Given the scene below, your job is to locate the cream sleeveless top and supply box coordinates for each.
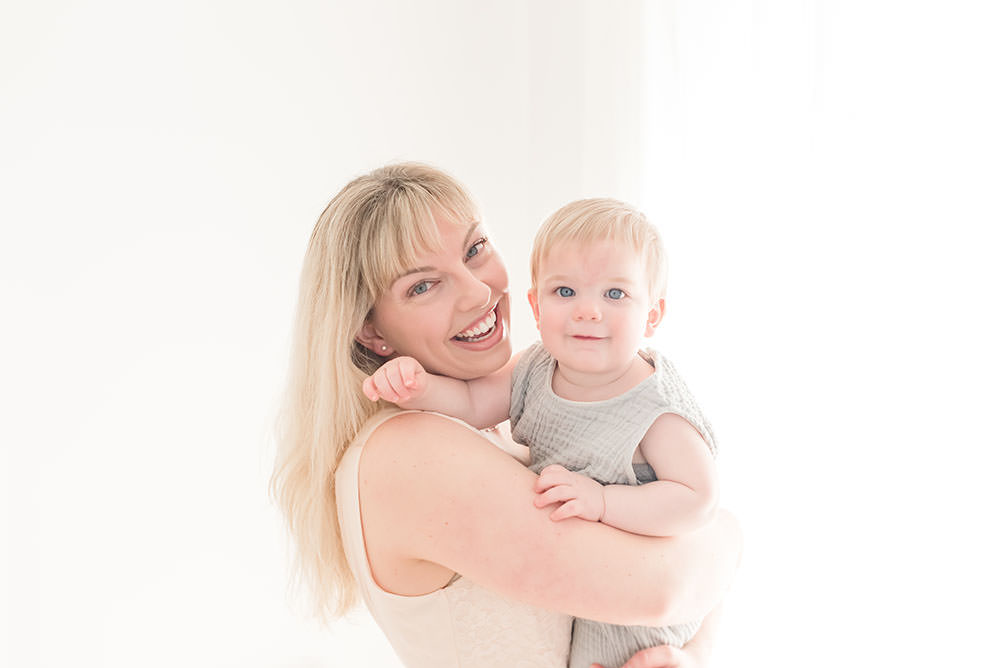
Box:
[335,409,572,667]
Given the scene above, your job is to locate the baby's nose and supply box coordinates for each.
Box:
[573,301,602,321]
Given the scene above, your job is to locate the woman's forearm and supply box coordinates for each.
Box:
[364,413,743,627]
[652,509,742,625]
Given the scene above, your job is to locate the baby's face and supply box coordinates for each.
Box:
[528,239,661,379]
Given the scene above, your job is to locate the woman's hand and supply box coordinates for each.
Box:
[533,464,606,522]
[591,643,704,668]
[362,356,428,404]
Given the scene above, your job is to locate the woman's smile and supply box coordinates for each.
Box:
[450,298,508,352]
[453,303,499,342]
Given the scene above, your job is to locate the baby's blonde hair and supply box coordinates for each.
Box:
[271,162,479,621]
[530,198,667,300]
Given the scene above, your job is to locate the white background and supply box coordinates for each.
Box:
[3,1,999,667]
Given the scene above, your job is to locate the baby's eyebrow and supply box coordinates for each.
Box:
[543,275,639,285]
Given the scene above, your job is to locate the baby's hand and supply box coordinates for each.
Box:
[533,464,606,522]
[362,356,428,404]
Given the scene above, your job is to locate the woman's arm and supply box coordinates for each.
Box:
[359,412,741,627]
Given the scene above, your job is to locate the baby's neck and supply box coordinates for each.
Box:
[551,354,654,402]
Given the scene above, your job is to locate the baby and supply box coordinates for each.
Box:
[363,198,719,668]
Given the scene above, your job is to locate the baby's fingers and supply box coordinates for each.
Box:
[384,362,413,398]
[534,464,572,492]
[549,500,584,522]
[398,357,425,389]
[533,484,576,509]
[362,376,380,402]
[369,370,404,402]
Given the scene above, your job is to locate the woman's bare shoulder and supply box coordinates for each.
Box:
[362,410,518,481]
[356,410,532,594]
[367,409,471,435]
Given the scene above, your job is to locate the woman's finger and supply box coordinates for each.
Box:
[618,644,682,668]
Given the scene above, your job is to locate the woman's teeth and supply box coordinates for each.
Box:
[454,309,497,341]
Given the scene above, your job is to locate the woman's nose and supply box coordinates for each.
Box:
[456,271,492,312]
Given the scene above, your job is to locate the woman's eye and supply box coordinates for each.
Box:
[557,287,575,298]
[410,281,432,296]
[606,288,625,300]
[465,237,488,261]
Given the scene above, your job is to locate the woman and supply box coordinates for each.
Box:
[271,163,741,667]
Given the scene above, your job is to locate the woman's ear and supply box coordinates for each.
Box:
[645,298,665,337]
[355,321,394,357]
[526,289,541,328]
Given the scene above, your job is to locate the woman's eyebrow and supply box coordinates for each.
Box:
[389,223,482,285]
[462,222,482,247]
[395,266,434,280]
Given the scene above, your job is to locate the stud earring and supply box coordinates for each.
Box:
[381,345,388,352]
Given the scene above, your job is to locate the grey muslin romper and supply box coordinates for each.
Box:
[510,342,718,668]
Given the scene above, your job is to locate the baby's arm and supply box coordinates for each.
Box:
[534,413,717,537]
[362,354,518,430]
[604,413,718,536]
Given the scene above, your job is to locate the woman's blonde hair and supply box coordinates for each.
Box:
[530,198,667,300]
[271,162,479,620]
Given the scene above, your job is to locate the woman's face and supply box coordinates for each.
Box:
[365,214,512,380]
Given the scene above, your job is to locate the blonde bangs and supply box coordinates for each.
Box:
[352,168,479,301]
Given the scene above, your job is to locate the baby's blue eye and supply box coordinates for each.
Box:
[411,281,431,295]
[557,287,575,298]
[606,288,625,300]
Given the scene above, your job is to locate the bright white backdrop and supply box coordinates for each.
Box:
[3,2,998,667]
